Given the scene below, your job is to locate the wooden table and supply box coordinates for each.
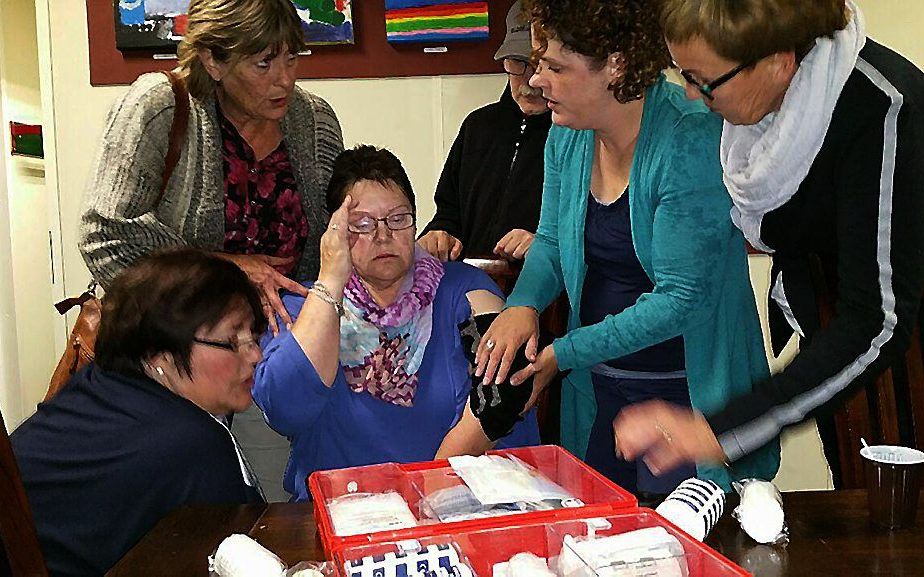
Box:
[107,490,924,577]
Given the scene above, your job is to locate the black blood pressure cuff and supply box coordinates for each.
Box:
[458,312,552,441]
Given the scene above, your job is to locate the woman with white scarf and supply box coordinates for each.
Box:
[613,0,924,486]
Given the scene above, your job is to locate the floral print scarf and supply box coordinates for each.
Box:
[339,248,445,407]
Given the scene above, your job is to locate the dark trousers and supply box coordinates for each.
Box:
[584,370,697,497]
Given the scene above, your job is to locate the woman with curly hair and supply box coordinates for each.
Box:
[475,0,780,498]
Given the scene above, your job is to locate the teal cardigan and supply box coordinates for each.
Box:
[506,77,780,488]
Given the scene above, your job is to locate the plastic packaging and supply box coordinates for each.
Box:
[447,454,572,505]
[558,526,689,577]
[328,491,418,536]
[732,479,788,545]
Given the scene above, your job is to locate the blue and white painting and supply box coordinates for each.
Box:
[115,0,354,52]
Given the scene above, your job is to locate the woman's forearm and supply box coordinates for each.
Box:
[291,276,344,387]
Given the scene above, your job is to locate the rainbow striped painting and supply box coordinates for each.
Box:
[385,1,489,44]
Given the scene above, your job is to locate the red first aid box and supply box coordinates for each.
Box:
[332,508,749,577]
[309,445,637,557]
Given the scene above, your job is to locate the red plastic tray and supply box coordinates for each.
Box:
[332,508,749,576]
[309,445,637,557]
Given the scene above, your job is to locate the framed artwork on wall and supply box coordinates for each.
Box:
[114,0,354,51]
[385,1,488,44]
[91,0,513,84]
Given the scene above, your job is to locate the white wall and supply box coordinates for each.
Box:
[0,0,57,430]
[0,4,22,432]
[859,0,924,66]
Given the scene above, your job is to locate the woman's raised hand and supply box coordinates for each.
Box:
[317,195,357,296]
[474,306,540,385]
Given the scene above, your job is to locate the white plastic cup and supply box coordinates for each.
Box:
[655,478,725,541]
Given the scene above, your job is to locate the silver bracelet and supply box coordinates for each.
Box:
[309,282,344,316]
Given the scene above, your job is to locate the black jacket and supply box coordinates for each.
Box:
[11,365,262,576]
[422,84,552,256]
[708,40,924,462]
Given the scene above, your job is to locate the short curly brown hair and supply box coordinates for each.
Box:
[524,0,671,103]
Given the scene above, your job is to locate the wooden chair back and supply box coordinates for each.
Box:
[810,256,924,488]
[461,257,569,335]
[0,409,48,576]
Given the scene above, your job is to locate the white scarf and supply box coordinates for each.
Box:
[722,2,866,252]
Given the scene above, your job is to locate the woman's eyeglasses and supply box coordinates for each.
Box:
[675,60,753,100]
[348,213,415,235]
[503,58,533,76]
[193,332,260,354]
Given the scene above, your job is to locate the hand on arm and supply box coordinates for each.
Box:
[418,230,463,262]
[494,229,535,260]
[474,306,539,385]
[510,344,558,412]
[288,195,357,386]
[215,253,309,334]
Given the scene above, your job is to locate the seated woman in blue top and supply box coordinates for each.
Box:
[253,145,540,501]
[475,0,780,498]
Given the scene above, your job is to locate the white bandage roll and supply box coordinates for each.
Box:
[735,480,785,544]
[210,534,287,577]
[655,478,725,541]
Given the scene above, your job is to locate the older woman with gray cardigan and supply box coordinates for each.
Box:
[78,0,343,501]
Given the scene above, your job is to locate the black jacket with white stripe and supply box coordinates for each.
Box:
[707,40,924,462]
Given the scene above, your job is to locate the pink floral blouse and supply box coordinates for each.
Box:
[219,107,308,276]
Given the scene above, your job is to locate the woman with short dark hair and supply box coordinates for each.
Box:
[12,249,266,576]
[253,145,540,501]
[614,0,924,486]
[475,0,779,497]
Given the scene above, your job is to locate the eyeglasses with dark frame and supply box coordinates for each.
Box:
[675,60,754,100]
[348,212,416,235]
[503,58,533,76]
[193,332,260,354]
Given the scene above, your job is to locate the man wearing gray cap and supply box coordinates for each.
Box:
[419,0,551,263]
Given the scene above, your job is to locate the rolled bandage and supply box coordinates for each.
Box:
[210,534,286,577]
[655,478,725,541]
[734,479,787,544]
[508,552,555,576]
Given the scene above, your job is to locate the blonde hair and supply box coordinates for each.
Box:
[177,0,305,100]
[660,0,849,64]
